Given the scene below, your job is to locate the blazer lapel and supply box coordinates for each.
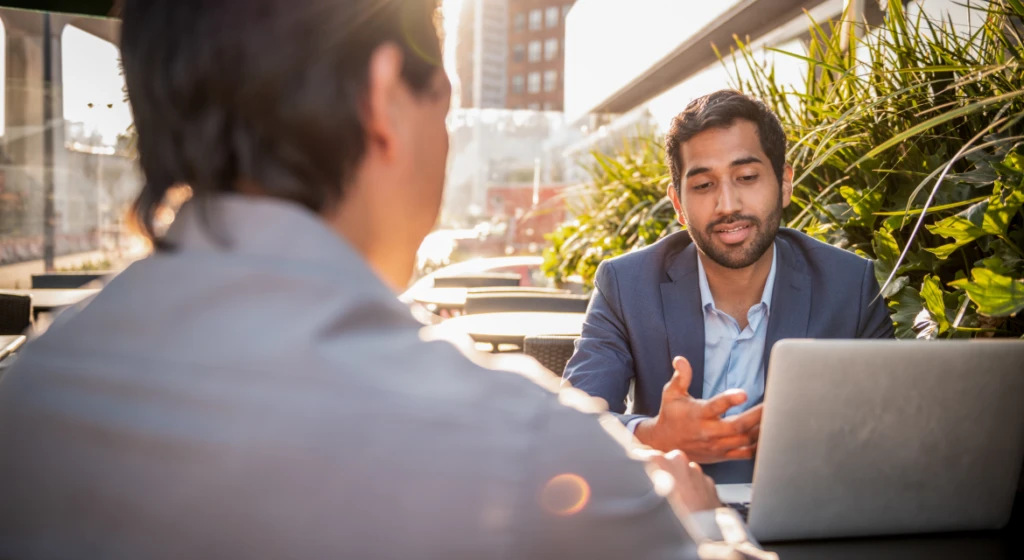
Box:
[762,236,811,377]
[660,240,706,397]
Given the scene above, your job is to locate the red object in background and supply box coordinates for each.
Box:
[486,184,570,250]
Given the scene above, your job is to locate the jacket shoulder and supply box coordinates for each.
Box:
[778,228,872,275]
[598,230,691,276]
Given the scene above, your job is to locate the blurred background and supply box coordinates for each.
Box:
[2,1,1021,345]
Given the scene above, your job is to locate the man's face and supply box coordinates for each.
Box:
[668,120,792,269]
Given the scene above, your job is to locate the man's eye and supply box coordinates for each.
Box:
[693,182,712,190]
[739,175,758,182]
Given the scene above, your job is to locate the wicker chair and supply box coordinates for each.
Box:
[0,294,32,335]
[464,293,590,315]
[524,335,578,377]
[432,273,521,289]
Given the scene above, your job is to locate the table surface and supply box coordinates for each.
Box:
[0,335,27,361]
[435,311,585,345]
[761,500,1022,559]
[413,287,569,309]
[0,288,100,310]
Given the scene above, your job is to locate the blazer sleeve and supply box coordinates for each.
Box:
[858,260,896,339]
[562,260,636,414]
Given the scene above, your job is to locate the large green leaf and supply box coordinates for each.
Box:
[921,275,951,333]
[925,215,989,259]
[981,187,1024,236]
[949,268,1024,317]
[839,186,884,228]
[889,287,925,339]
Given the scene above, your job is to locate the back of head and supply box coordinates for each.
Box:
[120,0,443,246]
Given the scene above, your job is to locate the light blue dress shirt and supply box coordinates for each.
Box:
[696,244,776,416]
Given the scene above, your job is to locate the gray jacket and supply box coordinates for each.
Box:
[0,196,753,559]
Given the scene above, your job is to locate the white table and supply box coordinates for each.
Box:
[0,289,100,312]
[433,311,585,346]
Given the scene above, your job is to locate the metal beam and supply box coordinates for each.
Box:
[589,0,827,115]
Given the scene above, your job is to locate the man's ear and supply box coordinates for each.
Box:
[667,183,686,227]
[363,43,405,163]
[781,164,795,209]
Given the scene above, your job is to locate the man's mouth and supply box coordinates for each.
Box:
[711,222,754,244]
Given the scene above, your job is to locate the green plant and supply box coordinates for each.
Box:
[542,136,677,287]
[58,258,114,273]
[543,0,1024,339]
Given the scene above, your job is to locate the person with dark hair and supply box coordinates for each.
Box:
[0,4,774,559]
[564,90,894,484]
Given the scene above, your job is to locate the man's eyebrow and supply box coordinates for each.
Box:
[685,166,710,179]
[731,156,763,167]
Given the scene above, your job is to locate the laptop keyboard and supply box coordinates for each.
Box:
[725,502,751,522]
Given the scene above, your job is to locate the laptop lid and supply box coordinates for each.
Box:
[748,339,1024,542]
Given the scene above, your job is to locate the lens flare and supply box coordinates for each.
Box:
[541,473,591,516]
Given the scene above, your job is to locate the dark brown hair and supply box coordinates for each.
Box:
[120,0,443,247]
[665,90,787,194]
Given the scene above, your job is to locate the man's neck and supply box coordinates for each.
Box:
[699,243,775,321]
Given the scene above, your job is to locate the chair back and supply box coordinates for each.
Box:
[31,272,109,289]
[0,294,32,335]
[464,293,590,315]
[433,273,521,289]
[523,335,578,377]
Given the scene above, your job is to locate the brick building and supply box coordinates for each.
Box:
[505,0,575,111]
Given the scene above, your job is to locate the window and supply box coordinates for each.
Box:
[527,102,541,110]
[528,41,542,63]
[514,13,526,32]
[512,44,525,63]
[527,72,541,93]
[543,102,554,111]
[528,9,542,30]
[546,6,560,28]
[544,70,558,92]
[511,75,524,94]
[544,38,559,61]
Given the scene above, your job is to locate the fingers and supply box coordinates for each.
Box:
[701,389,748,418]
[728,404,763,432]
[722,444,757,461]
[662,356,693,400]
[707,433,757,453]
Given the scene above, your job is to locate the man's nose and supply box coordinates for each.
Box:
[715,181,741,216]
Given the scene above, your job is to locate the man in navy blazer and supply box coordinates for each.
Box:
[563,90,894,484]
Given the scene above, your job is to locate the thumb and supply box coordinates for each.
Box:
[663,356,693,400]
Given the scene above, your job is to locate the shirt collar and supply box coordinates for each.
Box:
[696,243,778,312]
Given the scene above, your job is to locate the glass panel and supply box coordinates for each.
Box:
[528,9,542,30]
[544,38,558,60]
[543,70,557,92]
[528,40,541,62]
[527,72,540,93]
[0,7,142,289]
[546,7,559,28]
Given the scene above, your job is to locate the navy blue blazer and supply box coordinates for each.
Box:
[563,228,895,483]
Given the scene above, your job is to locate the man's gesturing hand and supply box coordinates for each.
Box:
[634,356,762,463]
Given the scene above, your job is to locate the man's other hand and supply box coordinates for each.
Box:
[634,356,762,463]
[647,449,722,513]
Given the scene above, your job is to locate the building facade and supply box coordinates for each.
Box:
[505,0,575,111]
[455,0,509,109]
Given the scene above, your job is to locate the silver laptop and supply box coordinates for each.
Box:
[717,339,1024,542]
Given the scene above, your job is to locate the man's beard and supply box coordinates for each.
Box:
[687,194,783,270]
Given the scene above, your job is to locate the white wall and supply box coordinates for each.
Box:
[563,0,745,121]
